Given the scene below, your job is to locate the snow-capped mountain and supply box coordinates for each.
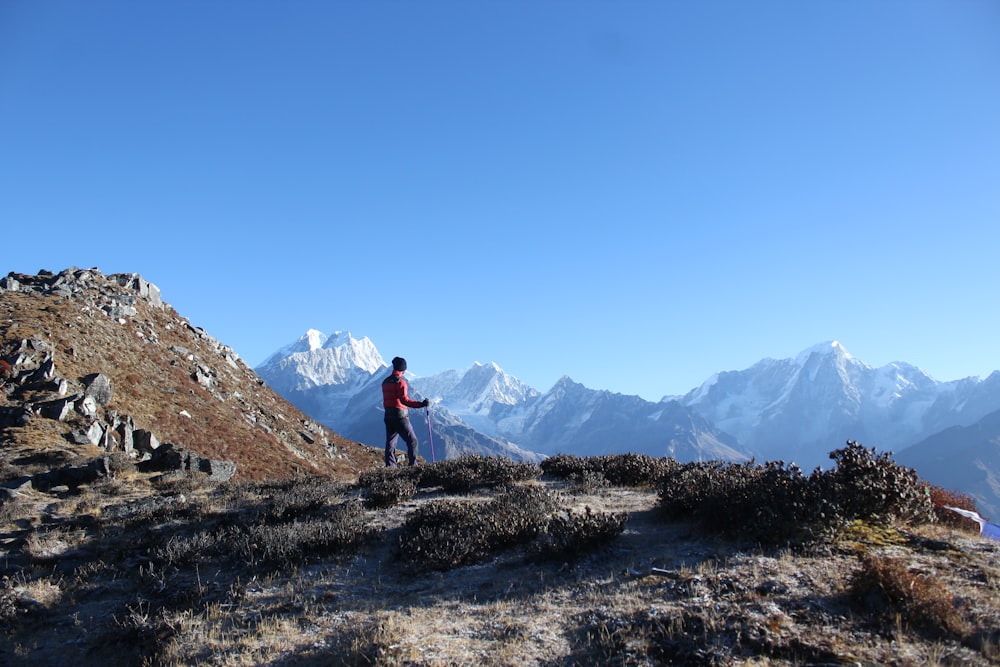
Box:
[681,341,1000,470]
[254,330,750,464]
[256,330,384,393]
[254,330,386,428]
[417,361,540,435]
[254,332,1000,515]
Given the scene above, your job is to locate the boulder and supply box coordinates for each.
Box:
[83,373,113,406]
[133,429,160,456]
[198,458,237,482]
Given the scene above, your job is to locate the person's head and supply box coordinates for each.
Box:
[392,356,407,372]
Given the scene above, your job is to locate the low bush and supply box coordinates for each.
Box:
[928,485,984,532]
[417,455,541,493]
[657,441,934,545]
[814,441,933,528]
[542,453,677,488]
[399,484,559,571]
[848,555,966,638]
[364,474,417,509]
[154,499,375,569]
[533,507,628,560]
[262,476,347,522]
[540,454,592,479]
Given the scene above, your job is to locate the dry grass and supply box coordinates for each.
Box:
[2,466,997,667]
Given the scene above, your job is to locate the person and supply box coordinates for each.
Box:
[381,356,429,467]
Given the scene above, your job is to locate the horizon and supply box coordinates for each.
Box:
[262,327,997,401]
[2,1,998,401]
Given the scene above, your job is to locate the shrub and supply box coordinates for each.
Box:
[542,453,678,488]
[567,470,611,494]
[262,475,347,522]
[848,555,966,638]
[364,474,417,509]
[533,506,628,560]
[417,456,540,493]
[356,465,422,490]
[657,442,934,545]
[155,499,375,569]
[815,441,933,527]
[928,485,983,532]
[399,484,557,571]
[540,454,592,479]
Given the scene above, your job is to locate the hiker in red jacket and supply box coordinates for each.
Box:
[381,356,429,467]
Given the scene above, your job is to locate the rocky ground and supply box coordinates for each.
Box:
[1,462,998,666]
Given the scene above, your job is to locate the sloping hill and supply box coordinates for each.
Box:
[0,267,380,482]
[897,408,1000,520]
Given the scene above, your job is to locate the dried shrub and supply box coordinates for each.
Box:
[399,485,557,571]
[567,470,611,494]
[540,454,592,479]
[596,453,676,487]
[357,465,422,490]
[657,442,935,545]
[533,506,628,560]
[929,486,983,532]
[364,474,417,509]
[815,441,934,528]
[848,555,967,638]
[581,607,732,666]
[542,453,677,488]
[155,499,374,569]
[261,475,346,522]
[581,606,847,666]
[417,455,540,493]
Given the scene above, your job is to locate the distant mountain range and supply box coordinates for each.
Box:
[255,331,1000,518]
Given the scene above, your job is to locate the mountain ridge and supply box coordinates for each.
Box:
[256,331,1000,516]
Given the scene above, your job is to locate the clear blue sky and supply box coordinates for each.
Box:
[2,1,998,400]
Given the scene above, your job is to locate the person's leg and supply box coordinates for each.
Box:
[384,420,400,467]
[399,418,420,466]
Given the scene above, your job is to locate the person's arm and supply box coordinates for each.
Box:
[399,379,429,408]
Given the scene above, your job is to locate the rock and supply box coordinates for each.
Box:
[192,365,214,390]
[83,373,113,406]
[75,394,99,419]
[198,458,237,482]
[114,273,162,308]
[38,394,80,422]
[0,275,21,292]
[133,429,160,455]
[116,417,135,455]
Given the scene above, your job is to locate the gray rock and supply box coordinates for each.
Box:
[83,373,113,406]
[38,395,77,421]
[76,394,99,418]
[117,418,135,454]
[133,429,160,455]
[198,458,237,482]
[0,275,20,292]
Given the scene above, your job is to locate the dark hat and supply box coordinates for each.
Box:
[391,357,407,372]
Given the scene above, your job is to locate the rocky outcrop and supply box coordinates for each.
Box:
[1,266,381,484]
[0,312,238,492]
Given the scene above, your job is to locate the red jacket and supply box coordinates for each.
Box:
[382,370,423,417]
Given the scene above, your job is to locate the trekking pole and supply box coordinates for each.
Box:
[425,406,436,463]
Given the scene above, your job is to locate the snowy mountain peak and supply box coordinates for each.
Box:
[304,329,326,351]
[254,329,385,391]
[258,329,327,366]
[795,340,853,364]
[316,330,385,374]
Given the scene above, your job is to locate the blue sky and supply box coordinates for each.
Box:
[2,1,998,400]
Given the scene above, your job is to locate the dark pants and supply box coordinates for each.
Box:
[384,415,419,467]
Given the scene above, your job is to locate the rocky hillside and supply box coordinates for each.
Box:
[0,268,380,484]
